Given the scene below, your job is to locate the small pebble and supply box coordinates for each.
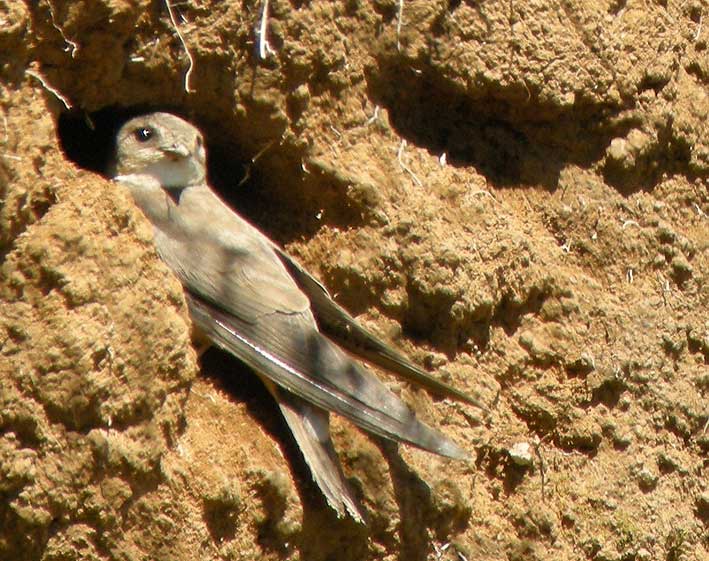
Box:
[508,442,533,466]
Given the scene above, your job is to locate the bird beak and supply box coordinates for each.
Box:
[162,143,191,160]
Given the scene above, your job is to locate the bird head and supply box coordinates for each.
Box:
[112,112,206,188]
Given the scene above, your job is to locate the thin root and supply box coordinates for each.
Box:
[365,105,380,125]
[47,0,79,58]
[191,389,217,404]
[238,139,276,186]
[533,438,548,502]
[26,69,72,109]
[1,114,8,144]
[258,0,275,60]
[164,0,195,93]
[695,10,703,41]
[396,0,404,51]
[469,189,496,201]
[397,140,422,187]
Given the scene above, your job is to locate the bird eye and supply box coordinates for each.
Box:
[133,127,154,142]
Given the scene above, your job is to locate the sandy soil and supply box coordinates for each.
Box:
[1,0,707,559]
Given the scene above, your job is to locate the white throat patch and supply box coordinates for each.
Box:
[143,156,205,188]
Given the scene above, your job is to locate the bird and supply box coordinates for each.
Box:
[110,112,483,522]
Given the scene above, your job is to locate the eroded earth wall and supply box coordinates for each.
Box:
[0,1,707,560]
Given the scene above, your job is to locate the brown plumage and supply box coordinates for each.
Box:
[112,112,482,521]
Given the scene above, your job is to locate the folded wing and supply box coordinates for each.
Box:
[274,247,486,409]
[187,293,468,460]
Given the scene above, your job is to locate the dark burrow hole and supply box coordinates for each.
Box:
[56,107,367,245]
[367,57,636,190]
[56,105,271,226]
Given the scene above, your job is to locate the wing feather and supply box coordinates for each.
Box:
[274,247,486,409]
[150,185,310,322]
[187,293,468,460]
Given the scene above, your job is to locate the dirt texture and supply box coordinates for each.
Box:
[1,0,707,560]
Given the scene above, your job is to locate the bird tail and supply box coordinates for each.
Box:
[268,383,364,522]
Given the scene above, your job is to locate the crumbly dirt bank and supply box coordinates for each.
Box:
[1,1,707,560]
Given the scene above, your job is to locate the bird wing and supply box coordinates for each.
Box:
[187,293,468,460]
[273,246,486,409]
